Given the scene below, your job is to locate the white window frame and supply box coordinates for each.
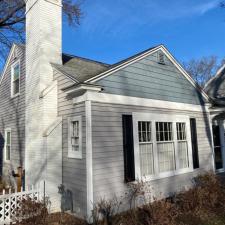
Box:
[133,112,193,181]
[68,116,82,159]
[11,60,21,98]
[4,128,11,162]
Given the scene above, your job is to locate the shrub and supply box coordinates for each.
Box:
[92,197,122,225]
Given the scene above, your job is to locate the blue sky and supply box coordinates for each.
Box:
[63,0,225,65]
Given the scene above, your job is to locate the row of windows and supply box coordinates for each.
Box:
[138,121,186,143]
[138,120,189,177]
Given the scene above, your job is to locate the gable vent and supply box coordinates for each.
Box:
[158,52,165,65]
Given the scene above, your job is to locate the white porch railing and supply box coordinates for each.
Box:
[0,186,41,224]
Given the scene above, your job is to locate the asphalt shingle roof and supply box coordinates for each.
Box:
[52,53,110,83]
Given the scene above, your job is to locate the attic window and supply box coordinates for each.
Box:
[158,52,165,65]
[11,61,20,97]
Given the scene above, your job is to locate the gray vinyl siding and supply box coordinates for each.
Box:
[54,71,87,216]
[91,102,213,205]
[96,50,205,105]
[0,45,26,181]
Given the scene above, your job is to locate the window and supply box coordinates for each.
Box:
[133,113,193,180]
[177,123,189,169]
[138,121,154,176]
[68,116,82,159]
[4,129,11,161]
[158,52,165,65]
[156,122,175,173]
[11,61,20,97]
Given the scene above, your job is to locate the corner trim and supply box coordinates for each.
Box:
[85,100,93,219]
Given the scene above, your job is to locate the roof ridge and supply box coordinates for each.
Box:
[110,44,162,68]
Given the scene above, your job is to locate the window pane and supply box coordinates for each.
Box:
[6,145,10,160]
[138,121,151,143]
[176,123,186,141]
[140,143,154,176]
[13,64,20,81]
[6,132,11,144]
[177,142,189,169]
[157,142,175,172]
[156,122,173,141]
[72,121,79,137]
[13,79,19,95]
[71,121,79,152]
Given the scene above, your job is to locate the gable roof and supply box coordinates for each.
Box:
[204,64,225,99]
[0,43,25,87]
[83,44,210,102]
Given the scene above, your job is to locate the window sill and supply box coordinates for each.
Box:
[68,153,82,159]
[11,93,20,99]
[138,168,194,182]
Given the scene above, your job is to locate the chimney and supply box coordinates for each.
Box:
[25,0,62,206]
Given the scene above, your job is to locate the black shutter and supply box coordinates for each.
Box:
[190,118,199,169]
[122,115,135,182]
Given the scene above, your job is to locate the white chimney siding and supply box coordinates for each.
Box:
[25,0,62,211]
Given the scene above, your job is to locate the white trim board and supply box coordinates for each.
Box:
[85,100,93,220]
[73,92,210,113]
[84,45,210,102]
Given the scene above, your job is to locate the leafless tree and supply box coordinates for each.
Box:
[183,56,225,87]
[0,0,82,64]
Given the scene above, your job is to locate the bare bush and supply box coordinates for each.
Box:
[126,179,151,209]
[92,197,122,225]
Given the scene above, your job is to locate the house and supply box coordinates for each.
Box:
[204,65,225,172]
[0,0,218,220]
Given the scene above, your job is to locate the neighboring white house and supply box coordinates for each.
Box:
[0,0,224,220]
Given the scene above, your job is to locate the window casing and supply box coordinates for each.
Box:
[11,61,20,97]
[133,112,193,181]
[68,116,82,159]
[4,128,11,161]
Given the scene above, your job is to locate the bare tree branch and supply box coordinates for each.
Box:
[183,56,225,87]
[0,0,83,66]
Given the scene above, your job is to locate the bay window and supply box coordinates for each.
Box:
[133,112,193,180]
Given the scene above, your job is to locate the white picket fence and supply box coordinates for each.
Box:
[0,186,41,225]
